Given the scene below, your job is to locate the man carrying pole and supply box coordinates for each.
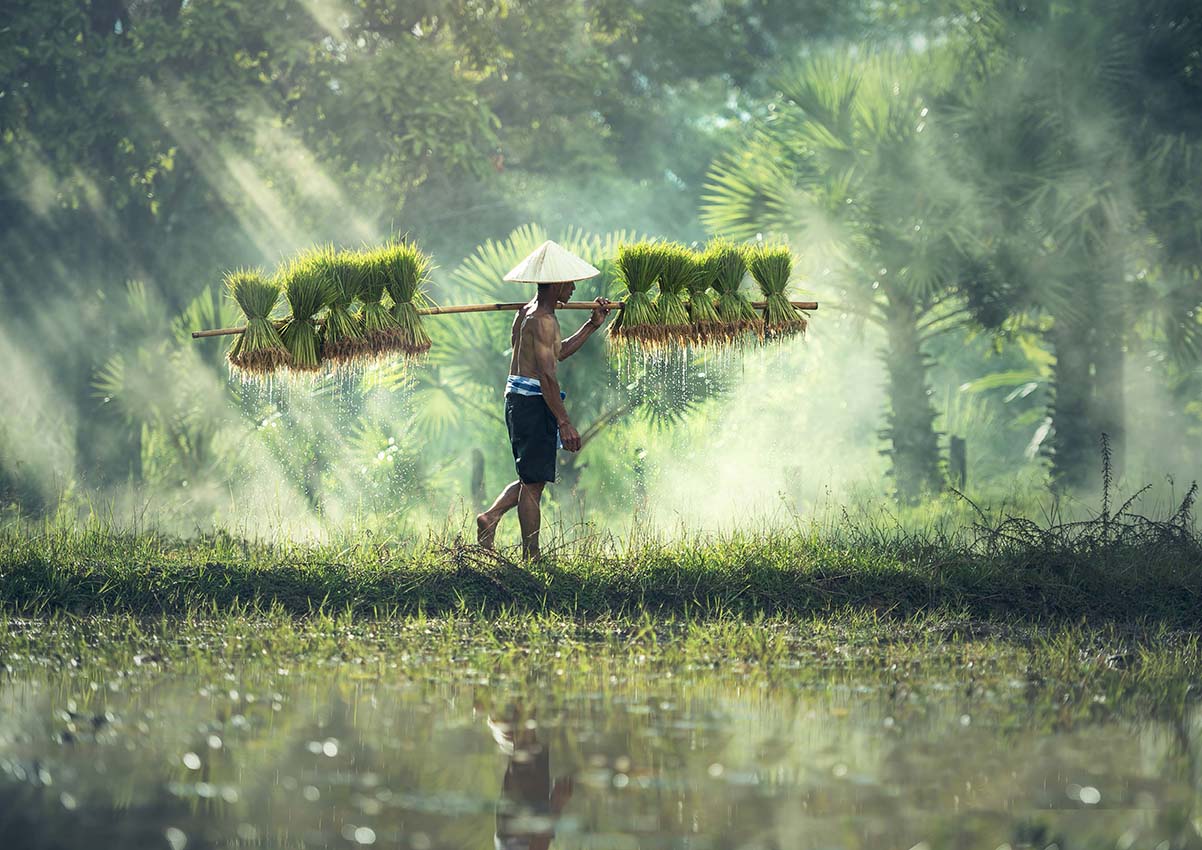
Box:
[476,240,612,559]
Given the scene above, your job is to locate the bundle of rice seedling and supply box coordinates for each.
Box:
[357,247,406,358]
[279,247,334,372]
[682,249,722,345]
[380,240,433,358]
[320,249,370,364]
[704,239,762,341]
[651,243,696,345]
[749,243,807,339]
[608,241,664,348]
[225,268,291,374]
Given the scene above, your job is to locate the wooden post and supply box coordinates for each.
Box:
[949,436,967,489]
[470,448,486,512]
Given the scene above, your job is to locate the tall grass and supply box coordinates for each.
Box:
[1,480,1197,622]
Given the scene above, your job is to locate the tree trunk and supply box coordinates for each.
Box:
[1047,318,1099,491]
[881,292,943,503]
[470,448,486,511]
[1091,295,1126,480]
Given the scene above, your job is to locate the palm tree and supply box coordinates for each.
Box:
[942,0,1202,489]
[92,282,243,487]
[703,51,980,502]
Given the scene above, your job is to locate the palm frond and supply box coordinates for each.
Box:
[450,224,549,301]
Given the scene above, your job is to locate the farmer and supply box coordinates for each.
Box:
[476,240,611,559]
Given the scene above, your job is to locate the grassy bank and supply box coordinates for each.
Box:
[1,490,1198,623]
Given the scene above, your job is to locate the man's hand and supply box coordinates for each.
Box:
[589,297,612,328]
[559,421,582,452]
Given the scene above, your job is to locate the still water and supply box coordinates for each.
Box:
[1,625,1199,849]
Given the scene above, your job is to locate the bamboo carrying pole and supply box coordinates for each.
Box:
[191,300,819,338]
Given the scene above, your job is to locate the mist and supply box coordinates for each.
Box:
[1,0,1199,541]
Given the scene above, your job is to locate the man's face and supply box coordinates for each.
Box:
[556,281,576,302]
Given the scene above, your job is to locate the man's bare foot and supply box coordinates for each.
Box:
[476,513,498,548]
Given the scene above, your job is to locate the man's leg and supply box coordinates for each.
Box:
[477,480,521,548]
[517,482,545,560]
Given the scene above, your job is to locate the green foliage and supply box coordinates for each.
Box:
[683,249,723,343]
[225,269,290,374]
[279,248,335,372]
[358,248,406,357]
[703,239,761,340]
[5,0,1202,524]
[702,50,973,499]
[650,243,697,343]
[320,251,369,364]
[748,244,806,338]
[937,0,1202,489]
[609,241,665,347]
[3,480,1200,622]
[379,240,434,357]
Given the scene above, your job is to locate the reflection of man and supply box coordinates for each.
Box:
[487,706,574,850]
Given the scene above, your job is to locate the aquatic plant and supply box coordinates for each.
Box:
[224,268,290,374]
[380,240,434,358]
[748,243,807,339]
[609,241,664,348]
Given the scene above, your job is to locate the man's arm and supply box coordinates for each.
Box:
[509,310,523,351]
[558,297,611,360]
[530,317,581,451]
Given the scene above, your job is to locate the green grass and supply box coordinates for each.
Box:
[3,610,1199,730]
[1,493,1198,623]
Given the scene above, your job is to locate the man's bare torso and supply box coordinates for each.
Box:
[509,305,561,380]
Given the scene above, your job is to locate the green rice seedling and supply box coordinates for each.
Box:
[358,247,406,358]
[652,243,696,346]
[609,241,664,348]
[749,243,807,339]
[279,247,334,372]
[320,249,370,364]
[684,248,723,345]
[705,239,762,342]
[380,240,434,358]
[225,268,291,374]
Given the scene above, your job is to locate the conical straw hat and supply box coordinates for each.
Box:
[503,240,601,283]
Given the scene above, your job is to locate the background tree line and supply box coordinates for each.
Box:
[1,0,1199,529]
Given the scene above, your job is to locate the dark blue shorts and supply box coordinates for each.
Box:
[505,393,557,484]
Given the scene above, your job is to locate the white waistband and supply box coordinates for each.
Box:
[505,375,542,397]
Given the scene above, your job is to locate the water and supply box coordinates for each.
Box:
[1,624,1198,849]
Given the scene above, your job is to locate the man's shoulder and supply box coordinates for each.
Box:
[523,312,561,334]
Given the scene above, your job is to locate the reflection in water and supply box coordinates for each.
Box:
[0,649,1200,848]
[486,702,573,850]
